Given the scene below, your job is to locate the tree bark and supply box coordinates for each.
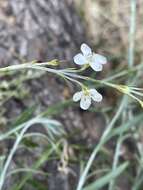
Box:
[0,1,105,189]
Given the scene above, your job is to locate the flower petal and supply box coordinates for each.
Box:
[80,95,91,110]
[90,61,103,71]
[73,53,87,65]
[89,89,103,102]
[73,91,82,102]
[93,53,107,65]
[81,43,92,56]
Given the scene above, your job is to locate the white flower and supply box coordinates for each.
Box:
[73,88,102,110]
[73,43,107,71]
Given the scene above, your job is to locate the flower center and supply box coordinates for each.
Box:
[83,89,90,96]
[86,55,93,62]
[82,86,90,96]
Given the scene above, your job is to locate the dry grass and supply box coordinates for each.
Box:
[75,0,143,64]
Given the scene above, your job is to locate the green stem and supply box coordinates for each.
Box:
[128,0,136,68]
[109,1,137,189]
[76,96,127,190]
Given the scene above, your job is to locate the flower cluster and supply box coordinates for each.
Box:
[0,44,143,110]
[73,43,107,110]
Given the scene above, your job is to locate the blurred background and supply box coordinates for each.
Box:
[0,0,143,190]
